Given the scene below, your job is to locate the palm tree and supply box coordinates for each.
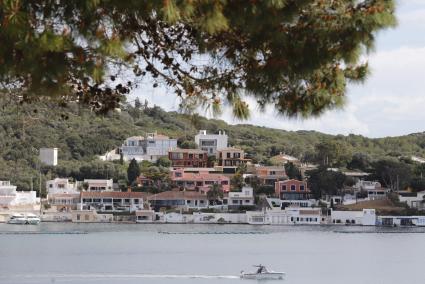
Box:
[207,184,224,206]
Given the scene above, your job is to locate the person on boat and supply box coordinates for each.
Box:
[256,265,265,274]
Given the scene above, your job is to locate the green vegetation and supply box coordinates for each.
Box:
[1,99,425,196]
[1,1,396,118]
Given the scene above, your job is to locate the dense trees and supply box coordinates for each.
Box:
[1,98,425,194]
[284,162,302,180]
[1,1,396,118]
[307,167,346,199]
[127,159,141,185]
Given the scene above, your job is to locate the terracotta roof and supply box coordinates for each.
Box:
[147,191,207,201]
[48,193,80,198]
[172,172,229,182]
[81,191,149,198]
[219,147,244,152]
[169,148,207,154]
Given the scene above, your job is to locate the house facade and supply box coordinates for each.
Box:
[83,179,114,192]
[121,132,177,162]
[275,179,312,200]
[168,148,208,168]
[47,193,80,212]
[194,130,228,156]
[218,147,248,173]
[148,191,209,211]
[225,186,255,209]
[255,166,287,185]
[0,181,39,208]
[79,191,146,212]
[170,169,230,193]
[46,178,79,195]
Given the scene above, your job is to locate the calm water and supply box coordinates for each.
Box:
[1,223,425,284]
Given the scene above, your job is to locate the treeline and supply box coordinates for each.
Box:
[0,98,425,195]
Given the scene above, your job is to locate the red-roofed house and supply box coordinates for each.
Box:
[275,179,312,200]
[170,169,230,193]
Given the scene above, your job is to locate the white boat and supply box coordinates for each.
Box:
[26,213,41,225]
[7,213,41,225]
[240,265,285,280]
[7,213,28,224]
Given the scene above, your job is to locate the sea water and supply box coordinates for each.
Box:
[0,223,424,284]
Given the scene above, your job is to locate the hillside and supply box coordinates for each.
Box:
[1,99,425,192]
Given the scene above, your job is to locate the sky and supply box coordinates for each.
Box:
[133,0,425,138]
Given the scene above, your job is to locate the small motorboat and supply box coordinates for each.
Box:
[7,213,28,224]
[240,264,285,280]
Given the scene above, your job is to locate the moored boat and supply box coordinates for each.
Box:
[240,265,285,280]
[7,213,27,224]
[26,213,41,225]
[7,213,41,225]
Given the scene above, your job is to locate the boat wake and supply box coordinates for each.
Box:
[2,273,240,280]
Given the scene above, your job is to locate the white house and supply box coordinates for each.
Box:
[46,178,79,195]
[226,186,255,208]
[331,209,376,226]
[83,179,114,192]
[121,132,177,162]
[398,191,425,210]
[39,148,58,166]
[194,130,228,156]
[0,181,39,208]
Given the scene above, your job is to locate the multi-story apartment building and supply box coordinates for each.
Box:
[168,148,208,168]
[121,132,177,162]
[218,147,248,173]
[194,130,228,156]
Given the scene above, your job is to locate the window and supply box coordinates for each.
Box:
[189,154,194,159]
[227,153,231,158]
[234,153,241,158]
[134,199,139,204]
[49,184,53,188]
[199,154,203,159]
[103,198,112,203]
[291,185,296,191]
[300,185,305,191]
[245,200,250,203]
[233,200,239,204]
[281,185,287,191]
[187,200,191,204]
[200,200,204,204]
[124,199,131,203]
[175,172,182,177]
[221,181,228,185]
[76,214,80,221]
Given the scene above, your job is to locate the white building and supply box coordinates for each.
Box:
[121,132,177,162]
[398,191,425,210]
[0,181,39,207]
[83,179,114,192]
[195,130,228,156]
[39,148,58,166]
[331,209,376,226]
[226,186,255,208]
[46,178,79,195]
